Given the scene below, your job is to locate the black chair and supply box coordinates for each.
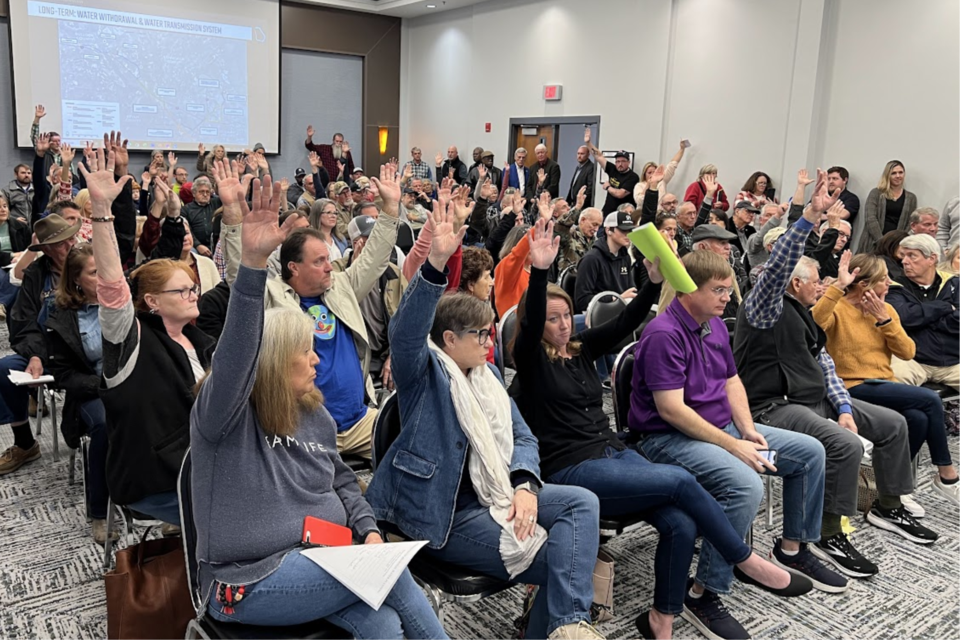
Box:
[923,381,960,403]
[585,291,634,355]
[178,451,347,639]
[497,304,519,375]
[610,341,636,434]
[558,266,577,300]
[723,317,736,347]
[396,220,415,254]
[370,393,516,624]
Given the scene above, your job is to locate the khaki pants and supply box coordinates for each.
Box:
[892,356,960,392]
[336,407,377,459]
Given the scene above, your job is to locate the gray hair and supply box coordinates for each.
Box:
[909,207,940,225]
[308,198,337,230]
[900,233,943,259]
[411,146,421,154]
[761,203,781,217]
[617,203,635,214]
[579,207,602,223]
[790,256,820,282]
[534,144,547,153]
[514,148,527,159]
[819,219,851,234]
[193,176,212,190]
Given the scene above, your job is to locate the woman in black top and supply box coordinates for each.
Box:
[862,160,918,253]
[511,220,805,639]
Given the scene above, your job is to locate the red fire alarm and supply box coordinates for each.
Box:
[485,122,491,133]
[543,84,563,101]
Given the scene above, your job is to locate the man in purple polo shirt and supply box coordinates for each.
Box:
[628,250,839,640]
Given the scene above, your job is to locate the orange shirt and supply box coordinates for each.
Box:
[494,231,531,318]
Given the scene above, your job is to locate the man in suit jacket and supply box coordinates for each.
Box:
[502,148,530,197]
[566,145,595,208]
[525,144,561,200]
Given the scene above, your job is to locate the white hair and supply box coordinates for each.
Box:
[900,234,943,259]
[819,220,851,234]
[535,144,547,153]
[579,207,603,223]
[790,256,820,283]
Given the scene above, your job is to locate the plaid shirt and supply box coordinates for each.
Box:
[402,160,433,181]
[743,214,852,414]
[304,140,354,183]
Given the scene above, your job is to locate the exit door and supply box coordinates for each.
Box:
[514,125,557,164]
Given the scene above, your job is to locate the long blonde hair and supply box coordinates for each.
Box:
[877,160,905,199]
[940,244,959,276]
[251,308,323,437]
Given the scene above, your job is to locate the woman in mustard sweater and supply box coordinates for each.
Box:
[812,254,959,519]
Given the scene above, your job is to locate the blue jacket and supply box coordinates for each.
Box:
[365,266,542,549]
[886,271,959,368]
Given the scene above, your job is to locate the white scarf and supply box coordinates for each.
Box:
[427,338,546,578]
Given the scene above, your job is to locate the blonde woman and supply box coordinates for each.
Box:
[862,160,918,253]
[939,243,959,275]
[632,140,686,207]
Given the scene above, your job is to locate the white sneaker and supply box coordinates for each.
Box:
[901,494,926,518]
[932,474,960,506]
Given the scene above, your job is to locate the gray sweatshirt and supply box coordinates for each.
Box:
[190,265,378,604]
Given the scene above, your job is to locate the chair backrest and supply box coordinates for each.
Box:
[371,392,402,472]
[558,266,577,299]
[724,316,736,347]
[585,291,625,330]
[610,341,637,432]
[497,305,519,372]
[396,220,415,254]
[176,449,202,613]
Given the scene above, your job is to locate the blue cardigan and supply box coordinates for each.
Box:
[365,265,542,549]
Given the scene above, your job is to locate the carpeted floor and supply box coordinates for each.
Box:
[1,365,958,638]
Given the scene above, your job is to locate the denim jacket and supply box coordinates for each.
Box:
[365,266,542,549]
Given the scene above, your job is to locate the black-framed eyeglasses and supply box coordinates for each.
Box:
[159,284,201,299]
[462,328,492,345]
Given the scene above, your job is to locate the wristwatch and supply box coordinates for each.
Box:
[516,481,541,496]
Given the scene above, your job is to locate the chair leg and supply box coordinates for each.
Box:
[745,524,754,548]
[80,435,91,521]
[50,391,59,461]
[34,384,43,436]
[67,449,76,485]
[102,498,116,570]
[765,475,774,527]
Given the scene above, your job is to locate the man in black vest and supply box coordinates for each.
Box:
[734,170,933,581]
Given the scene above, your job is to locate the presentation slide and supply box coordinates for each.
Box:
[9,0,280,152]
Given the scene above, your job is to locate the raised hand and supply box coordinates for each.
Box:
[440,176,455,194]
[479,176,494,200]
[648,164,666,189]
[835,250,859,290]
[336,160,345,177]
[584,128,591,144]
[198,143,206,156]
[435,152,443,166]
[370,162,401,217]
[47,164,60,186]
[528,217,560,270]
[105,131,129,171]
[477,164,487,181]
[78,147,132,211]
[59,143,75,166]
[341,141,350,154]
[212,159,253,210]
[403,163,413,179]
[512,190,525,215]
[245,154,259,172]
[241,176,300,267]
[810,168,839,213]
[35,133,50,156]
[797,168,815,187]
[826,201,845,227]
[308,151,320,168]
[34,104,46,120]
[427,198,467,271]
[702,173,718,197]
[141,171,152,186]
[451,186,474,229]
[306,124,315,139]
[575,185,587,211]
[167,151,177,166]
[280,177,290,192]
[154,179,181,218]
[537,168,546,185]
[538,190,554,221]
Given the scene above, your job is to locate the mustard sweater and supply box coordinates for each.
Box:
[811,285,916,388]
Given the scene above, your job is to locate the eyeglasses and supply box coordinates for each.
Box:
[462,328,492,345]
[709,286,735,298]
[837,231,850,239]
[159,284,201,299]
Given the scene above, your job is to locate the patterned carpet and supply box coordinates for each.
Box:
[1,363,958,638]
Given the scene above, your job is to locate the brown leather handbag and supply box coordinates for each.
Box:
[104,535,196,639]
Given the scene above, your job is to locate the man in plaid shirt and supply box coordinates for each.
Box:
[304,124,355,183]
[401,147,432,181]
[733,169,921,579]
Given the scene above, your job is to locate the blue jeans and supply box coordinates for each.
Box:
[0,354,32,425]
[422,484,599,639]
[127,491,181,526]
[848,380,953,466]
[548,448,751,615]
[207,551,447,639]
[639,422,825,594]
[573,315,613,380]
[79,399,110,520]
[0,270,19,309]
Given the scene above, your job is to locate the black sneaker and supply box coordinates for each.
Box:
[681,578,750,640]
[866,500,939,545]
[770,538,848,593]
[810,533,879,579]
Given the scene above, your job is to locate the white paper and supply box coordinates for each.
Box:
[7,370,55,386]
[300,540,428,611]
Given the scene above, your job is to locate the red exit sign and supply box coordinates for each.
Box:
[543,84,563,101]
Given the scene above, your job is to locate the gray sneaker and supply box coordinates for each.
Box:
[0,442,41,475]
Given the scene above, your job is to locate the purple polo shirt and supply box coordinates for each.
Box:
[628,297,737,434]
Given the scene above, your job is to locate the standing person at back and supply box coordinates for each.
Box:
[565,143,595,209]
[526,144,562,201]
[583,130,639,214]
[862,160,917,253]
[304,126,355,182]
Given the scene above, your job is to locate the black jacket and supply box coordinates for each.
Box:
[437,158,468,185]
[573,238,634,313]
[566,161,595,209]
[181,196,222,250]
[45,304,100,449]
[886,272,959,368]
[3,218,31,252]
[525,158,562,200]
[7,256,56,361]
[804,228,841,279]
[197,280,230,345]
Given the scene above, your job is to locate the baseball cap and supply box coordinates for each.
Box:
[347,215,376,242]
[734,200,760,213]
[691,225,736,243]
[614,150,630,160]
[352,167,364,175]
[253,142,265,152]
[295,167,306,178]
[332,181,350,195]
[603,210,636,232]
[402,187,417,195]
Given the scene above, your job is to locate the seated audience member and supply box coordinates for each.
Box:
[795,200,851,280]
[556,199,602,273]
[908,207,939,237]
[573,209,637,314]
[744,203,782,269]
[735,171,777,209]
[812,254,958,513]
[886,234,959,391]
[825,166,860,224]
[874,229,909,282]
[191,177,445,639]
[285,167,306,206]
[458,246,495,363]
[631,140,686,208]
[683,164,729,212]
[941,243,959,275]
[726,200,758,256]
[138,180,221,294]
[493,223,534,318]
[708,209,729,228]
[937,196,959,251]
[0,193,31,255]
[400,187,429,229]
[734,171,918,577]
[309,198,349,261]
[659,193,679,215]
[658,226,746,320]
[44,244,112,543]
[86,146,212,524]
[512,227,806,639]
[675,202,699,256]
[219,160,400,459]
[333,215,408,391]
[0,214,80,475]
[266,211,310,278]
[297,173,318,211]
[748,226,787,286]
[628,249,839,638]
[366,206,606,640]
[180,176,220,257]
[862,160,917,254]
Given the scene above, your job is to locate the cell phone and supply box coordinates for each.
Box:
[681,139,691,148]
[758,449,778,465]
[301,516,352,547]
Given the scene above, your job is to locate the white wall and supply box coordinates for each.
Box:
[401,0,959,211]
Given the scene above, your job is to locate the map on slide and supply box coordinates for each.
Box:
[57,19,249,146]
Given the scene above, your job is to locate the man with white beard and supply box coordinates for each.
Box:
[304,125,355,181]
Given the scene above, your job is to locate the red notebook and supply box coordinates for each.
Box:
[301,517,353,547]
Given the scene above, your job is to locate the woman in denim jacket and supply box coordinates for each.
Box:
[366,204,604,640]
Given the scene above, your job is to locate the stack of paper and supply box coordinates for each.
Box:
[7,370,55,386]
